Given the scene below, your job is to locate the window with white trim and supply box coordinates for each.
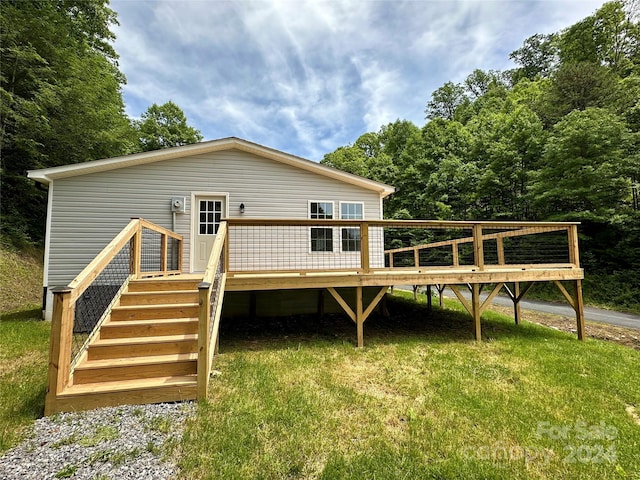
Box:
[340,202,363,220]
[199,200,222,235]
[310,201,333,219]
[340,202,363,252]
[309,201,334,252]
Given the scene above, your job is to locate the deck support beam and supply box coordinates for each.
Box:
[450,283,484,341]
[553,280,585,340]
[503,282,534,325]
[327,286,388,348]
[435,284,445,307]
[472,283,482,341]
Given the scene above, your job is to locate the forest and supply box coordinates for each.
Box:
[322,1,640,311]
[1,1,638,310]
[0,1,201,248]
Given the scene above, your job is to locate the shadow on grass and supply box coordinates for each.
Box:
[0,307,42,322]
[219,295,571,353]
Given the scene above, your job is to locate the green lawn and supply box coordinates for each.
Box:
[179,292,640,480]
[0,309,49,452]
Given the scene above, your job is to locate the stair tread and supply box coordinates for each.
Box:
[61,375,197,396]
[123,289,197,294]
[93,334,198,346]
[112,302,199,310]
[76,352,198,369]
[102,318,198,327]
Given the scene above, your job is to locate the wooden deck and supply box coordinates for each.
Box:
[44,218,585,414]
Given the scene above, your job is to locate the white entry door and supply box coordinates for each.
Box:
[193,195,225,272]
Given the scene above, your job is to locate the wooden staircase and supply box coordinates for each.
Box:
[54,277,202,412]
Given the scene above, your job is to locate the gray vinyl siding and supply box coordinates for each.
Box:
[47,149,383,288]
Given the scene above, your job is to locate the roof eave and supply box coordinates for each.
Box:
[26,137,396,195]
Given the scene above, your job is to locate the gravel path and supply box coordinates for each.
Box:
[0,402,194,480]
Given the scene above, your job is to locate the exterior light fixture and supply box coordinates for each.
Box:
[240,203,245,214]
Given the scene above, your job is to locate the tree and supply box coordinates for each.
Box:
[135,101,202,151]
[558,0,640,75]
[529,108,631,221]
[0,0,134,246]
[510,33,559,80]
[542,62,620,124]
[424,81,468,120]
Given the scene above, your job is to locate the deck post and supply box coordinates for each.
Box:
[568,225,580,268]
[427,285,432,311]
[356,286,364,348]
[132,221,142,278]
[514,282,521,325]
[360,222,370,273]
[197,282,211,400]
[472,283,482,341]
[45,286,74,415]
[473,224,484,270]
[436,284,445,307]
[574,279,586,340]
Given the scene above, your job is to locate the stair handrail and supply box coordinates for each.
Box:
[45,218,183,415]
[197,221,228,399]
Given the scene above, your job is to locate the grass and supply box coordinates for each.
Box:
[178,292,640,480]
[0,243,49,452]
[0,308,49,452]
[0,243,43,312]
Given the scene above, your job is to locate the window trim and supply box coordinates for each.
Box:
[339,201,365,220]
[308,200,335,220]
[340,226,361,253]
[308,226,335,253]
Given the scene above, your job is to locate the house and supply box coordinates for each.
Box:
[27,137,586,414]
[28,137,395,321]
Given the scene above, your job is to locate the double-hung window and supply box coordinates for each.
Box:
[309,201,334,252]
[340,202,363,252]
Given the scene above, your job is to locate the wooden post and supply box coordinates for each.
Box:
[452,244,459,267]
[388,252,394,269]
[223,230,230,274]
[197,282,211,399]
[473,224,484,270]
[437,284,445,307]
[317,289,325,319]
[568,225,580,268]
[427,285,432,312]
[472,283,482,341]
[360,222,370,273]
[414,248,419,268]
[160,234,168,273]
[514,282,521,325]
[497,237,505,265]
[574,279,586,340]
[356,286,364,348]
[45,286,74,415]
[177,236,184,272]
[132,222,142,278]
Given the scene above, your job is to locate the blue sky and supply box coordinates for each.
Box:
[111,0,607,160]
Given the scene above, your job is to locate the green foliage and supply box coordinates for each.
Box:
[323,0,639,309]
[0,0,135,247]
[530,108,631,221]
[134,101,203,151]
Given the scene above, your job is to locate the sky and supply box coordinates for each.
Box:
[111,0,608,160]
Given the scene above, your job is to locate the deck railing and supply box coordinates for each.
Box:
[197,221,228,399]
[45,218,182,414]
[224,219,580,275]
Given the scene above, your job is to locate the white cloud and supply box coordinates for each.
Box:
[111,0,609,159]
